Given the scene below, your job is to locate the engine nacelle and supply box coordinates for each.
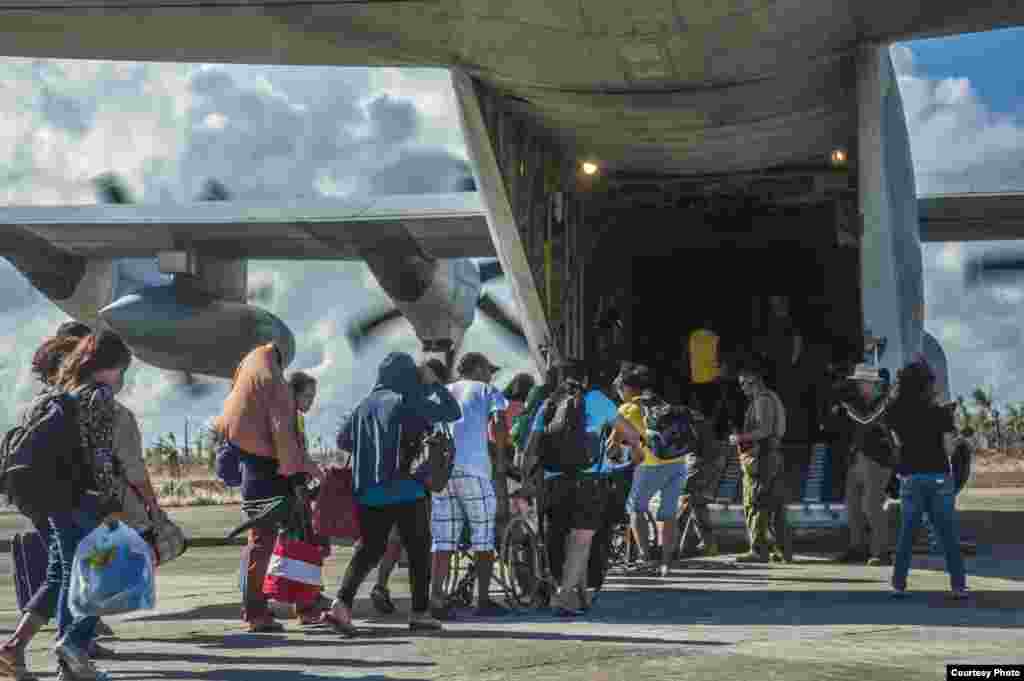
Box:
[99,284,295,379]
[390,259,480,359]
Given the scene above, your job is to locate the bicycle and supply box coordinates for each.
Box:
[498,491,557,608]
[440,500,525,609]
[605,510,658,571]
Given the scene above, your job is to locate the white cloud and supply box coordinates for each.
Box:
[896,38,1024,407]
[0,58,530,448]
[203,112,228,130]
[895,44,1024,194]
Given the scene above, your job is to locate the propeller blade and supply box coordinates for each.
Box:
[477,292,527,344]
[345,306,407,352]
[94,172,133,205]
[965,254,1024,287]
[478,259,504,284]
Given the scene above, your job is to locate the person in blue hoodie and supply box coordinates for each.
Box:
[327,353,461,634]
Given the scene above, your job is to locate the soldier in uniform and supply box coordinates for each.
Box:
[731,362,791,563]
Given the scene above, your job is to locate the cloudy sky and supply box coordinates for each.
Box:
[2,29,1024,450]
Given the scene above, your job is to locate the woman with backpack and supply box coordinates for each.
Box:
[1,331,132,681]
[2,327,130,681]
[886,361,968,600]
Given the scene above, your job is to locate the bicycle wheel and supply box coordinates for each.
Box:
[607,522,631,570]
[443,549,475,607]
[500,517,541,607]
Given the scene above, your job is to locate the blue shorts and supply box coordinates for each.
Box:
[625,461,687,521]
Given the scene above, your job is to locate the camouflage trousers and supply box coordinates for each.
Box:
[741,449,791,558]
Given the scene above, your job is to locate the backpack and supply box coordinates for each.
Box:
[214,441,243,488]
[512,384,552,453]
[539,379,592,474]
[0,392,81,518]
[637,393,701,462]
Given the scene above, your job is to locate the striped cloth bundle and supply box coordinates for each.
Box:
[262,534,324,605]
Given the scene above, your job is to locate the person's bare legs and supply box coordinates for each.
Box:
[629,513,651,564]
[552,529,596,614]
[659,517,678,574]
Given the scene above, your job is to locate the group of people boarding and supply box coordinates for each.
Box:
[1,320,970,681]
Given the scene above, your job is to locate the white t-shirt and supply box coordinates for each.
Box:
[447,379,509,479]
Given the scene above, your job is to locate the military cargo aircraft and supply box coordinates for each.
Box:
[2,1,1022,536]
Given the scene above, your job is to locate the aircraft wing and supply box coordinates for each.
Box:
[0,192,494,260]
[918,193,1024,243]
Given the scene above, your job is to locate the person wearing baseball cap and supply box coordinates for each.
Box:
[456,352,500,380]
[429,350,511,619]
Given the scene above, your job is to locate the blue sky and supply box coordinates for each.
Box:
[2,33,1024,448]
[907,27,1024,119]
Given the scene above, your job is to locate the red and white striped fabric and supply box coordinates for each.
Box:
[262,536,324,604]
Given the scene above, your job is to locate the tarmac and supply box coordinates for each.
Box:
[2,535,1022,681]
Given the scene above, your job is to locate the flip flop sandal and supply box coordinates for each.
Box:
[320,613,359,637]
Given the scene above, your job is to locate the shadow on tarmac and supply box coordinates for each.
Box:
[584,588,1024,628]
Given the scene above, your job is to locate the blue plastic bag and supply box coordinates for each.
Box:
[69,521,156,618]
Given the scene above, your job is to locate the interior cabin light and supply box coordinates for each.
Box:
[581,161,599,176]
[830,149,848,166]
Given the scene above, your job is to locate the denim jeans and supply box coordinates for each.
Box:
[892,474,966,592]
[25,517,57,618]
[47,501,101,648]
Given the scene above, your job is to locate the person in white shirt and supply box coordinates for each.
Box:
[428,352,510,619]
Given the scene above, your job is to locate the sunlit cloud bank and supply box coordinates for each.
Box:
[0,59,531,447]
[893,42,1024,404]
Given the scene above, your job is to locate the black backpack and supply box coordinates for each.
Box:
[0,392,81,518]
[637,393,702,462]
[539,379,592,474]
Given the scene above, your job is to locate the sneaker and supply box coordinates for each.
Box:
[370,585,396,615]
[55,640,108,681]
[949,589,969,601]
[658,564,670,578]
[92,621,114,639]
[408,611,443,631]
[56,661,109,681]
[87,642,115,659]
[735,552,770,564]
[550,588,584,617]
[473,599,511,617]
[0,644,35,681]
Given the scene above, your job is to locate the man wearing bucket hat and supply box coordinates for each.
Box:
[824,363,898,566]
